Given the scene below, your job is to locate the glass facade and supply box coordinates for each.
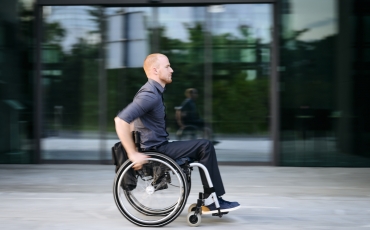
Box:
[279,0,370,166]
[41,5,273,162]
[41,6,105,161]
[0,0,369,166]
[0,0,35,163]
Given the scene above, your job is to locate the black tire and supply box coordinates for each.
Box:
[113,152,190,227]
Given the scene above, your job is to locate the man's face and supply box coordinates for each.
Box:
[157,55,174,85]
[191,90,198,100]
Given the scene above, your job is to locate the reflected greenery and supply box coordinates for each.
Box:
[43,7,270,137]
[43,7,101,134]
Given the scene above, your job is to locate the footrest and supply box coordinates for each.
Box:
[212,212,229,216]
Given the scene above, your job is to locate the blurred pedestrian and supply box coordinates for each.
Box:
[176,88,219,144]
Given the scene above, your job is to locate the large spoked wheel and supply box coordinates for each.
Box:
[113,152,190,227]
[123,189,175,216]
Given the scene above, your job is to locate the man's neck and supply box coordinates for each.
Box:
[148,77,165,88]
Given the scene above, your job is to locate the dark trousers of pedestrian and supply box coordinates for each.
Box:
[156,139,225,196]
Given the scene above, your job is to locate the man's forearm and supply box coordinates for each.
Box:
[175,110,184,127]
[114,117,136,156]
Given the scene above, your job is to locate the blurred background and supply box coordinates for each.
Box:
[0,0,369,167]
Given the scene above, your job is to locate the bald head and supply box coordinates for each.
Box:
[143,53,165,75]
[143,53,173,87]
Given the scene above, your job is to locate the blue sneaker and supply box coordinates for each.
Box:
[203,197,240,214]
[218,197,240,206]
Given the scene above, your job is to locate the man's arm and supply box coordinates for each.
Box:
[114,117,148,170]
[175,108,185,129]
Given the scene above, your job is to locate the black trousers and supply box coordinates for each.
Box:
[156,139,225,196]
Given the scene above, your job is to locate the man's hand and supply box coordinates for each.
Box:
[128,151,150,170]
[114,117,149,170]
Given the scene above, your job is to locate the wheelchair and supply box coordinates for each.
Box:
[112,133,223,227]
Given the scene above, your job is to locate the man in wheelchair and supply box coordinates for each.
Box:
[114,53,240,214]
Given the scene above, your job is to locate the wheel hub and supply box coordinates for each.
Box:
[146,185,155,195]
[190,215,198,224]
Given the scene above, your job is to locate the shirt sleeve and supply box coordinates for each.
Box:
[180,99,190,112]
[117,91,157,123]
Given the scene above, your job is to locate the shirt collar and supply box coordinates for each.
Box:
[148,79,165,93]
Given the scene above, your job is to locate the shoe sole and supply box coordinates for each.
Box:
[201,205,240,214]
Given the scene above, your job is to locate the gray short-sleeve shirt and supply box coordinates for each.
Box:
[117,79,168,149]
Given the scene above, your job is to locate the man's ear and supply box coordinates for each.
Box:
[153,66,159,75]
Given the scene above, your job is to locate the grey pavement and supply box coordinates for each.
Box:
[1,164,370,230]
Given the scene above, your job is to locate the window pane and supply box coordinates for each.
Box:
[0,1,35,163]
[41,6,102,161]
[210,4,272,162]
[279,0,370,166]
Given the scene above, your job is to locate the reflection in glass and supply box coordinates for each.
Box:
[41,5,273,163]
[145,5,273,162]
[209,4,273,162]
[280,0,339,166]
[279,0,370,166]
[0,1,34,163]
[41,6,103,160]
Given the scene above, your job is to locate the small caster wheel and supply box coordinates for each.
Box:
[188,203,197,213]
[188,203,202,215]
[187,211,201,227]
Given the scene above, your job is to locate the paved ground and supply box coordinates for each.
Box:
[1,164,370,230]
